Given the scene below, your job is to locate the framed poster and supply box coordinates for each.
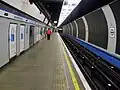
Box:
[20,25,25,53]
[9,23,17,58]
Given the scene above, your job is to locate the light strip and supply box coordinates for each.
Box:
[58,0,82,27]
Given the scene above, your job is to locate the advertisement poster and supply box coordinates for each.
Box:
[9,23,17,58]
[20,25,25,52]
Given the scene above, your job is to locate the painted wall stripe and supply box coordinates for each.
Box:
[66,34,120,69]
[0,8,45,25]
[59,34,92,90]
[102,5,117,52]
[82,16,89,42]
[74,20,79,38]
[0,9,27,22]
[76,38,120,69]
[70,23,73,36]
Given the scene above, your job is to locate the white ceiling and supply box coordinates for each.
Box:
[58,0,82,27]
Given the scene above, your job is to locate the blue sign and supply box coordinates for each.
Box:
[21,33,23,39]
[11,34,14,42]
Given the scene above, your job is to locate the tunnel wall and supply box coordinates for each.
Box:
[85,9,108,49]
[76,18,85,40]
[72,21,77,37]
[110,0,120,55]
[62,0,120,57]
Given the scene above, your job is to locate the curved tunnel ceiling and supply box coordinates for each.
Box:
[42,1,63,23]
[32,0,115,26]
[33,0,63,25]
[58,0,82,27]
[60,0,115,27]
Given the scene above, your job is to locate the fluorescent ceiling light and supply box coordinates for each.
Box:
[57,0,82,27]
[54,21,57,23]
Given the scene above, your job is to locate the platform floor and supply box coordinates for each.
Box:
[0,33,83,90]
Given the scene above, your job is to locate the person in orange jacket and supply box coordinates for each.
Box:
[46,28,52,40]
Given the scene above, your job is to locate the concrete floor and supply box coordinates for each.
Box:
[0,33,83,90]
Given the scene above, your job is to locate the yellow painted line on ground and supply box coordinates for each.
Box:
[62,45,80,90]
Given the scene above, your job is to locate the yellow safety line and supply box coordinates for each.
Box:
[62,44,80,90]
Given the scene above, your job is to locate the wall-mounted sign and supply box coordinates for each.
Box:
[9,23,17,58]
[110,27,115,38]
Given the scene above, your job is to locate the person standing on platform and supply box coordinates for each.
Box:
[46,28,52,40]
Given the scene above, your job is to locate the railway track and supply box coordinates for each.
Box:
[60,34,120,90]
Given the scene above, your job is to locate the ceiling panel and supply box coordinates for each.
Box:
[32,0,115,26]
[60,0,115,26]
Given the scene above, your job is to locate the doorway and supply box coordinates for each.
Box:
[29,25,34,46]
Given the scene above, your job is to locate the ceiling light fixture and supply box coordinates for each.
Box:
[54,21,57,23]
[57,0,82,27]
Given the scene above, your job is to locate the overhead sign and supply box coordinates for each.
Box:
[58,0,82,27]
